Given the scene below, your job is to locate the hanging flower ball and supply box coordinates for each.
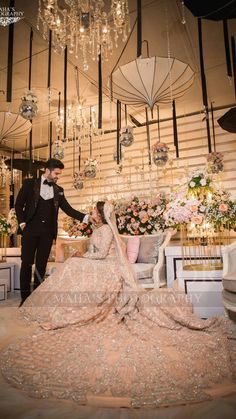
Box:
[152,142,169,166]
[206,152,224,174]
[120,126,134,147]
[73,172,84,189]
[84,158,97,178]
[52,141,64,160]
[19,91,38,120]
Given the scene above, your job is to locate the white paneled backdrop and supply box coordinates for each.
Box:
[58,107,236,231]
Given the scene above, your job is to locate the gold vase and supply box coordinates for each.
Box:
[0,235,7,263]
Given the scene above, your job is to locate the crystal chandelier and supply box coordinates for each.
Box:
[37,0,130,70]
[56,99,101,141]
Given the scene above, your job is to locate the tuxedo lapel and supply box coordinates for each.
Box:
[33,178,41,207]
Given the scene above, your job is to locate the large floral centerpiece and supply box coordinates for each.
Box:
[62,217,93,238]
[115,195,167,235]
[163,193,203,229]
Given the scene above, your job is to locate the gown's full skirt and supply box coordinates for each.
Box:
[1,235,236,407]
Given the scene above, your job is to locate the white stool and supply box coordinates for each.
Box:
[0,278,8,301]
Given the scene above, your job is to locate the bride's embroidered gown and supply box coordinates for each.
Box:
[1,224,236,407]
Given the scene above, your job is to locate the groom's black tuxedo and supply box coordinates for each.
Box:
[15,177,85,302]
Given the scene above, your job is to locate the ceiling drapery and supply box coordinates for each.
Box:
[0,112,32,143]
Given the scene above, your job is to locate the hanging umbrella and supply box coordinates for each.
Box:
[184,0,236,20]
[0,112,32,143]
[217,107,236,133]
[110,56,194,110]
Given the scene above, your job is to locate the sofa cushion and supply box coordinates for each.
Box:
[223,272,236,292]
[137,234,164,264]
[131,263,155,280]
[126,236,140,263]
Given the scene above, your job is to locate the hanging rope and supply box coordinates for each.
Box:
[145,107,151,165]
[137,0,142,57]
[210,102,216,152]
[98,53,102,129]
[116,100,121,164]
[223,20,232,79]
[231,36,236,99]
[156,105,161,142]
[172,100,179,158]
[6,0,15,102]
[28,28,34,175]
[89,106,92,159]
[47,29,52,158]
[64,46,68,140]
[197,18,211,153]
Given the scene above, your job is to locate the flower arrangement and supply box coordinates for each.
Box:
[0,215,11,235]
[7,208,18,234]
[207,152,224,174]
[205,191,236,231]
[163,193,202,229]
[62,217,93,237]
[115,195,167,235]
[187,169,212,198]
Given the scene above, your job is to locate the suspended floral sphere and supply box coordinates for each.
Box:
[120,126,134,147]
[84,158,97,178]
[52,142,64,160]
[19,91,38,120]
[152,142,169,167]
[207,152,224,174]
[73,172,84,190]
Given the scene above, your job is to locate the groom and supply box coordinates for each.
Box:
[15,158,89,306]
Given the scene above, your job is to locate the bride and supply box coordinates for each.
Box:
[1,201,236,407]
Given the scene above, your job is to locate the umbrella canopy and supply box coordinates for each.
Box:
[110,56,194,110]
[217,107,236,133]
[184,0,236,20]
[0,112,32,143]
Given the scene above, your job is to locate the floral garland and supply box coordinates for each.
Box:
[115,195,167,235]
[7,208,18,234]
[62,216,93,237]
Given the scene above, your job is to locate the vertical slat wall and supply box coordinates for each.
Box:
[58,108,236,227]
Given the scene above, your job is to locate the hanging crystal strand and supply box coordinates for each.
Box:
[181,1,186,25]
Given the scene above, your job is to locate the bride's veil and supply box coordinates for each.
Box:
[103,202,144,318]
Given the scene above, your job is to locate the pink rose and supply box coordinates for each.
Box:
[189,205,198,212]
[219,203,228,212]
[191,215,203,225]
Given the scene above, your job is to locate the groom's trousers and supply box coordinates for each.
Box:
[20,221,54,301]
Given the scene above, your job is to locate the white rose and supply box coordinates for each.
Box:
[199,205,206,212]
[200,178,206,186]
[189,181,195,187]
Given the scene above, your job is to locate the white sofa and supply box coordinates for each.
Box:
[221,240,236,321]
[121,230,174,288]
[46,230,175,289]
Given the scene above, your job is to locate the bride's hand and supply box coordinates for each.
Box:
[72,250,82,257]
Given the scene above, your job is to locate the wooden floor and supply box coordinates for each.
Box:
[0,295,236,419]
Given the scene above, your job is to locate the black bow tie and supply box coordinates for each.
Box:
[43,179,53,187]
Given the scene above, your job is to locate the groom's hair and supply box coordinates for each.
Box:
[45,158,64,171]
